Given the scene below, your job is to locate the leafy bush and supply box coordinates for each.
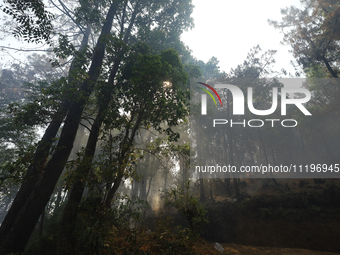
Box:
[165,181,208,239]
[75,194,148,254]
[110,194,149,229]
[154,215,195,255]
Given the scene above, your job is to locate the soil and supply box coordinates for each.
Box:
[141,179,340,255]
[188,179,340,255]
[194,241,340,255]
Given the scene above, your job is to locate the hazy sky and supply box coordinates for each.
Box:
[181,0,304,77]
[1,0,304,77]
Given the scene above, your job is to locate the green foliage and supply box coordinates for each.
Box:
[74,0,102,28]
[0,144,36,191]
[120,231,152,255]
[73,194,148,255]
[74,195,114,255]
[154,216,195,255]
[2,0,54,43]
[198,57,221,78]
[0,0,198,253]
[165,181,208,239]
[110,194,149,229]
[8,79,65,127]
[52,34,76,64]
[0,69,38,192]
[146,136,190,163]
[305,64,328,78]
[119,48,189,140]
[184,64,202,79]
[238,183,340,221]
[111,214,196,255]
[229,45,278,78]
[270,0,340,77]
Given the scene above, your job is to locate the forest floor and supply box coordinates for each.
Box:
[154,178,340,255]
[111,229,340,255]
[25,178,340,255]
[109,231,340,255]
[194,241,340,255]
[195,179,340,255]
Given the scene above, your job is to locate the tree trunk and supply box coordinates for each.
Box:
[0,24,92,236]
[105,172,124,208]
[322,56,338,78]
[57,6,138,253]
[146,176,153,199]
[140,175,147,201]
[226,91,240,197]
[104,114,144,208]
[53,182,64,215]
[164,170,168,190]
[140,147,150,201]
[2,24,90,231]
[181,159,188,187]
[209,179,214,201]
[131,166,139,199]
[0,4,117,253]
[199,177,205,202]
[258,128,279,186]
[39,208,45,243]
[224,178,232,197]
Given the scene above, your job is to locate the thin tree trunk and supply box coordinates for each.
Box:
[140,146,151,201]
[181,159,187,187]
[322,56,338,78]
[146,176,153,199]
[104,113,144,208]
[209,179,214,201]
[140,175,147,201]
[53,182,64,215]
[132,166,139,199]
[258,128,279,186]
[196,114,206,202]
[226,91,240,197]
[224,178,232,197]
[39,208,45,243]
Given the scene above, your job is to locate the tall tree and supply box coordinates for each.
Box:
[0,1,194,254]
[0,2,119,253]
[269,0,340,77]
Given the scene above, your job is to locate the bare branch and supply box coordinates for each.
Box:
[0,46,53,52]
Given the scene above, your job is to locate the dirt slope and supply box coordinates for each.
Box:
[194,242,340,255]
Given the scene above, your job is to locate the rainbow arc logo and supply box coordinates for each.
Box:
[196,82,222,106]
[196,82,222,115]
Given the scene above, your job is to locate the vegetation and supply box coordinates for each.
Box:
[165,181,208,239]
[0,0,340,254]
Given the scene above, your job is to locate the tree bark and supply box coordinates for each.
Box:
[140,147,150,201]
[146,176,153,199]
[322,56,338,78]
[0,24,91,245]
[104,113,144,208]
[0,3,117,253]
[258,128,279,186]
[57,5,138,253]
[225,91,240,197]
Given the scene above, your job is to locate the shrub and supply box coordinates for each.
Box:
[165,181,208,239]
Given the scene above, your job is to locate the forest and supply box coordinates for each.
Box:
[0,0,340,254]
